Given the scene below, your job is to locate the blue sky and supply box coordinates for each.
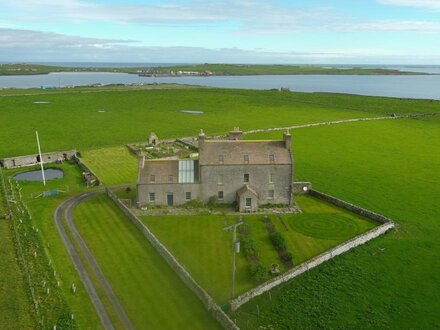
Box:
[0,0,439,64]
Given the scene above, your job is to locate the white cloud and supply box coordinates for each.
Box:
[377,0,440,11]
[1,28,439,64]
[341,20,440,33]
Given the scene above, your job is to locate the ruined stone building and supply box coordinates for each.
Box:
[137,128,293,212]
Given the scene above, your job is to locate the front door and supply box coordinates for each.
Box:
[167,193,174,206]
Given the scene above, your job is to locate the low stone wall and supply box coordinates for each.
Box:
[292,181,312,194]
[308,189,392,224]
[230,189,395,311]
[106,188,239,330]
[0,150,77,169]
[74,155,101,186]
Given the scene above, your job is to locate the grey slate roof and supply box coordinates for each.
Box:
[237,184,258,197]
[199,140,291,165]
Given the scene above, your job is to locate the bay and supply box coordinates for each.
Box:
[1,72,440,100]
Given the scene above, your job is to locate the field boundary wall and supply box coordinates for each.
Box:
[74,155,101,186]
[106,188,239,330]
[230,189,395,311]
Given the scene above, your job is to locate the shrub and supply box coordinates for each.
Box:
[125,186,132,193]
[270,232,286,251]
[249,263,267,282]
[265,222,275,234]
[207,195,218,206]
[241,236,258,258]
[281,251,294,264]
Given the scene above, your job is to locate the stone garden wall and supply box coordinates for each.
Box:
[308,189,393,224]
[230,189,395,311]
[74,155,101,186]
[106,188,239,330]
[292,181,312,194]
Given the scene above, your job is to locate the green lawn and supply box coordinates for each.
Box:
[140,195,377,304]
[2,163,103,329]
[235,117,440,329]
[73,194,221,330]
[80,146,138,185]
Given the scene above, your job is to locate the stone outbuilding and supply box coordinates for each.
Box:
[148,132,159,146]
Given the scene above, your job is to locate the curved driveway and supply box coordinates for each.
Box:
[54,188,134,330]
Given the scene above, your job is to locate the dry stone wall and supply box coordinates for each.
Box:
[230,189,395,311]
[308,189,393,224]
[106,188,239,330]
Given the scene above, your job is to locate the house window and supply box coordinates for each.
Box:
[149,192,155,202]
[168,175,173,182]
[269,154,275,163]
[217,174,223,185]
[218,155,224,164]
[245,198,252,207]
[244,154,249,164]
[244,173,249,183]
[269,173,274,183]
[185,192,191,200]
[218,191,224,200]
[268,190,274,199]
[149,174,155,183]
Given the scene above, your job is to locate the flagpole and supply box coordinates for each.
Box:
[35,131,46,186]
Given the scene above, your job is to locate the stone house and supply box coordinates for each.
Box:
[137,128,293,212]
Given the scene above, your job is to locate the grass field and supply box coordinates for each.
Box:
[235,116,440,328]
[1,86,440,329]
[73,193,221,329]
[0,184,34,330]
[141,195,377,304]
[80,146,138,185]
[6,87,440,158]
[1,163,103,329]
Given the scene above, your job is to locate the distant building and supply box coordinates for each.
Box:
[137,128,293,212]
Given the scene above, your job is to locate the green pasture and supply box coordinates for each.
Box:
[0,183,34,329]
[80,146,138,185]
[141,195,376,304]
[73,193,220,329]
[1,163,103,329]
[236,117,440,328]
[0,87,419,158]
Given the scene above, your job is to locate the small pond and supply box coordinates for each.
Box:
[14,169,64,182]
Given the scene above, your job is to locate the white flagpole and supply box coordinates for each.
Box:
[35,131,46,186]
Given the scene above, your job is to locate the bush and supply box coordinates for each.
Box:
[248,263,267,282]
[207,195,218,206]
[241,236,258,259]
[281,251,294,263]
[265,222,275,234]
[270,232,286,251]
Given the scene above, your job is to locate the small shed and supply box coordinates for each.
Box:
[237,184,258,213]
[148,132,159,146]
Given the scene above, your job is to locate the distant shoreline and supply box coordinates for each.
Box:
[0,63,433,76]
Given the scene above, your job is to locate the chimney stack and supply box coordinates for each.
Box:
[198,129,205,150]
[283,130,291,151]
[228,127,243,140]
